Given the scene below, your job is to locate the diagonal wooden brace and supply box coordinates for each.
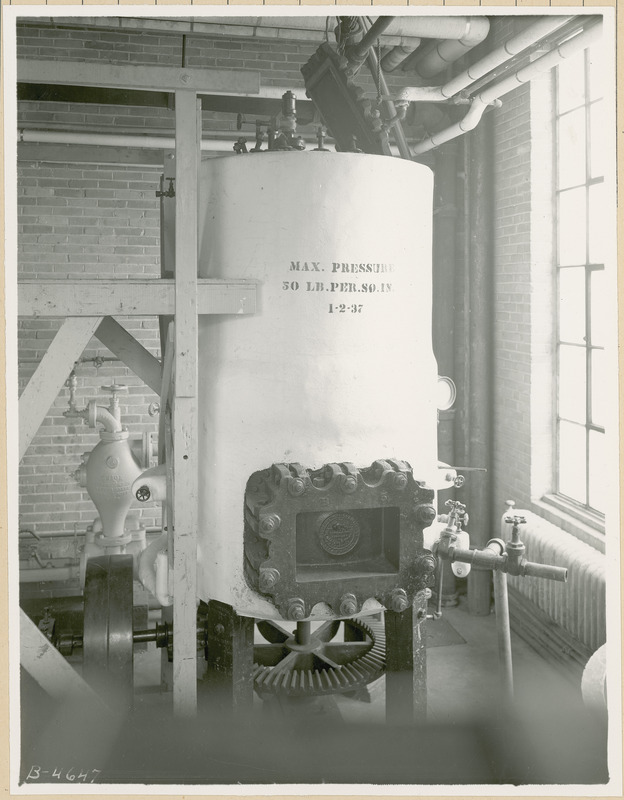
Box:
[19,316,102,460]
[95,317,162,395]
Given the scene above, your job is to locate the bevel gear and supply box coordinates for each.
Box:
[253,616,385,697]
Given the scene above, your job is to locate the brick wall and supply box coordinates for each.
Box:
[18,157,163,534]
[490,17,555,518]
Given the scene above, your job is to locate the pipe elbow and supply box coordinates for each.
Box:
[138,532,167,598]
[461,17,491,46]
[94,405,123,433]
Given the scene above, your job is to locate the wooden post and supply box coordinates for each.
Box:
[384,591,428,725]
[203,601,255,714]
[171,90,201,717]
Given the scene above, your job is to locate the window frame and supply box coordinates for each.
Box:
[552,44,605,526]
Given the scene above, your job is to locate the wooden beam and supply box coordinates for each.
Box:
[385,592,428,724]
[18,59,260,96]
[20,610,106,708]
[95,317,162,395]
[171,90,200,717]
[19,316,101,460]
[19,279,256,318]
[18,142,164,167]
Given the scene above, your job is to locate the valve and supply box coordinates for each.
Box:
[155,177,175,198]
[444,499,468,531]
[64,371,87,420]
[313,125,330,151]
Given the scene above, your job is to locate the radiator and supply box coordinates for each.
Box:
[503,511,606,654]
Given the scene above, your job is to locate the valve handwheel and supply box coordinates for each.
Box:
[83,554,134,710]
[253,617,385,697]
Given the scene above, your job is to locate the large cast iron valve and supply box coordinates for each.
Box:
[65,378,143,558]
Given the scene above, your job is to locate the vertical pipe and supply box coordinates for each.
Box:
[493,570,514,703]
[433,142,459,605]
[159,149,176,353]
[466,111,494,616]
[363,31,411,160]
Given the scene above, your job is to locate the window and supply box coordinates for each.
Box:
[554,43,605,518]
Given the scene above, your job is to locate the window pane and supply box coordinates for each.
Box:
[558,187,586,265]
[557,51,586,114]
[588,182,605,264]
[590,348,605,428]
[590,269,605,346]
[589,101,603,179]
[558,420,587,502]
[588,430,605,513]
[588,45,603,101]
[558,345,586,423]
[557,108,586,189]
[558,267,586,344]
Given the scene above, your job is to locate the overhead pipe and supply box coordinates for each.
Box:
[412,20,602,155]
[20,129,238,152]
[20,128,410,159]
[403,18,491,79]
[440,15,572,99]
[381,41,420,73]
[398,15,573,103]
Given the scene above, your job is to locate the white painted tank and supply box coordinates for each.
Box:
[197,151,437,618]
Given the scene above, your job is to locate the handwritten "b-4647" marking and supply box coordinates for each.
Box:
[25,765,101,783]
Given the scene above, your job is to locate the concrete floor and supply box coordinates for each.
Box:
[21,595,609,787]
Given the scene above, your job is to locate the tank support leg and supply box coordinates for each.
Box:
[203,600,255,714]
[384,591,427,724]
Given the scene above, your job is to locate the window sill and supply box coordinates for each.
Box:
[531,496,605,554]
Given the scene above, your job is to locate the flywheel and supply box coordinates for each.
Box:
[83,554,134,710]
[253,617,385,697]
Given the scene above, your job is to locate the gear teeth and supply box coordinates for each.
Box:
[253,617,386,697]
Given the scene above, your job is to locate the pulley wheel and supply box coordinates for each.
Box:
[83,554,134,709]
[253,617,386,697]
